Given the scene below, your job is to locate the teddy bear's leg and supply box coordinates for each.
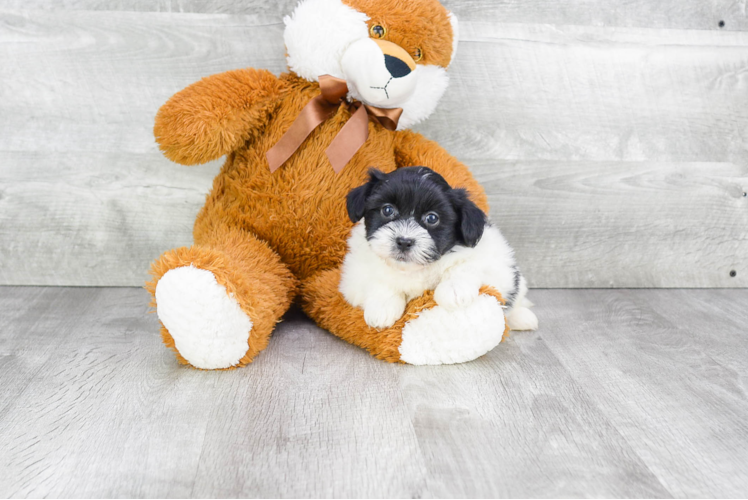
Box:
[301,268,509,365]
[146,226,296,369]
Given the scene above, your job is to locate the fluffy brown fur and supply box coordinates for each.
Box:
[148,0,503,368]
[146,225,297,367]
[302,269,508,362]
[342,0,455,67]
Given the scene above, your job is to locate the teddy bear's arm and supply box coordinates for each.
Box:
[154,68,282,165]
[393,130,489,212]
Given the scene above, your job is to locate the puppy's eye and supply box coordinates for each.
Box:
[381,204,397,218]
[412,47,423,62]
[370,24,386,39]
[423,212,439,226]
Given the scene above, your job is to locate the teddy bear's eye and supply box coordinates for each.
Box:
[370,24,386,39]
[370,24,386,38]
[413,47,423,62]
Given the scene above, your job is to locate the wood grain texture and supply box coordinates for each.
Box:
[435,23,748,164]
[396,339,670,498]
[1,8,746,287]
[2,11,747,160]
[189,311,428,498]
[478,160,748,288]
[534,288,748,498]
[2,154,744,288]
[0,289,226,498]
[6,0,747,31]
[0,287,80,420]
[2,287,748,497]
[0,151,220,286]
[0,10,287,154]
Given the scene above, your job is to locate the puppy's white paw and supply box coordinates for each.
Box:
[506,306,539,331]
[434,279,479,311]
[363,294,407,329]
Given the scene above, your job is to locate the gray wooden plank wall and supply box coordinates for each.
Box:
[6,0,748,31]
[0,2,746,287]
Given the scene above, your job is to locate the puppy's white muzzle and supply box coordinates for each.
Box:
[341,38,418,108]
[368,218,437,269]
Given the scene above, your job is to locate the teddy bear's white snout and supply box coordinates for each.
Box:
[341,38,418,108]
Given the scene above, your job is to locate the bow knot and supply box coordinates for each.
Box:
[266,75,403,174]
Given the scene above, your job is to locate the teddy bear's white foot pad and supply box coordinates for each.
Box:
[399,294,505,365]
[155,266,252,369]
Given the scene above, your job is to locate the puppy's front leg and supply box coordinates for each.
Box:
[363,289,407,330]
[434,272,481,311]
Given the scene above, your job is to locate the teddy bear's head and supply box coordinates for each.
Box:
[284,0,458,129]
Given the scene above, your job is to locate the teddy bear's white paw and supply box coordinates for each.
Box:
[399,294,505,365]
[363,294,407,330]
[506,306,539,331]
[155,265,252,369]
[434,278,480,311]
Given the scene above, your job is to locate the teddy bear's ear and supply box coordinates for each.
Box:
[346,169,386,223]
[283,0,370,82]
[447,12,459,68]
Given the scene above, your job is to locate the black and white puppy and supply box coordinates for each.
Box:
[340,167,538,330]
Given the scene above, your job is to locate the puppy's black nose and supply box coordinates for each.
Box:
[396,237,415,251]
[384,54,412,78]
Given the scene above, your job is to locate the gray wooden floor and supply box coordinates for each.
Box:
[1,287,747,498]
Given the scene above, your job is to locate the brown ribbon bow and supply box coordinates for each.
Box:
[266,75,403,174]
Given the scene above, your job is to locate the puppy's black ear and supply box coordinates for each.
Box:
[346,168,386,222]
[367,168,388,183]
[451,189,486,247]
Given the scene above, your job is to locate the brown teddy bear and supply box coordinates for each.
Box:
[147,0,524,369]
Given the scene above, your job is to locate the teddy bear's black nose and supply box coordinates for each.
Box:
[396,237,415,251]
[384,54,412,78]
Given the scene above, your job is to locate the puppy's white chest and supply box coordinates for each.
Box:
[339,223,444,307]
[392,266,442,301]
